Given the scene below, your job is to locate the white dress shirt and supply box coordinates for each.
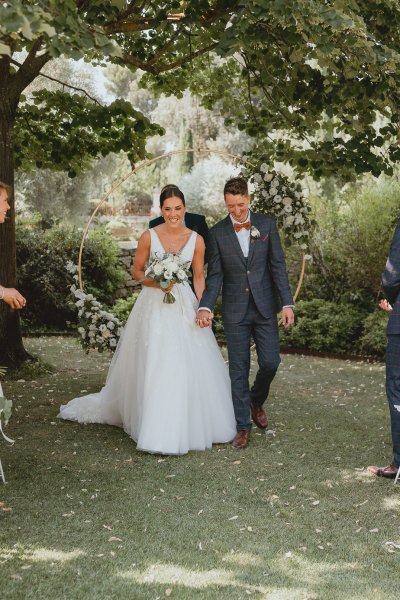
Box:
[230,212,251,257]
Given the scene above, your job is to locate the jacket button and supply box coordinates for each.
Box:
[245,288,249,292]
[247,270,251,274]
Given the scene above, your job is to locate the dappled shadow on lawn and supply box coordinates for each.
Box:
[0,338,399,599]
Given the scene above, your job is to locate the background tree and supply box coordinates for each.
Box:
[0,0,235,366]
[3,1,400,367]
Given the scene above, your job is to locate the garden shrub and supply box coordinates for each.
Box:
[17,222,125,329]
[279,299,364,354]
[358,310,388,357]
[112,292,140,322]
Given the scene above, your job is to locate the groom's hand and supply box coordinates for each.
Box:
[280,307,295,329]
[196,309,213,328]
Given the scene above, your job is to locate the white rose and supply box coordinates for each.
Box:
[282,197,292,205]
[261,190,268,198]
[273,195,282,203]
[78,327,85,335]
[295,215,305,225]
[253,173,262,183]
[107,321,115,330]
[284,216,295,227]
[75,300,84,308]
[164,271,173,280]
[99,324,107,332]
[153,263,163,276]
[110,339,117,347]
[264,173,273,182]
[102,329,111,338]
[167,261,179,272]
[284,205,292,212]
[177,270,186,281]
[260,163,268,173]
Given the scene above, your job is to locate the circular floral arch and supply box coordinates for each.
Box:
[72,148,311,352]
[78,147,309,298]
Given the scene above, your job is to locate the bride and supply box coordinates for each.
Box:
[59,184,236,454]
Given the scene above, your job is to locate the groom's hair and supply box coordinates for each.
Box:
[159,184,186,207]
[0,181,12,198]
[224,177,248,197]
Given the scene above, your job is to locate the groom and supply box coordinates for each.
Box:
[197,177,294,449]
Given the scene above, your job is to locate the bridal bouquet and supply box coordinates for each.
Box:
[145,253,191,304]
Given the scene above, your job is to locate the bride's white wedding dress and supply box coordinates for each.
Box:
[58,229,236,454]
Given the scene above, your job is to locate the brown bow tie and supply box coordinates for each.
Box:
[233,221,251,232]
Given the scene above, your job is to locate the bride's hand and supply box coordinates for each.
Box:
[162,281,175,293]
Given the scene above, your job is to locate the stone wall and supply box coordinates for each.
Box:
[114,241,138,299]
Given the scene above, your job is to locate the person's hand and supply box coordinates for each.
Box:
[280,307,295,329]
[379,299,392,312]
[196,309,213,328]
[0,286,26,310]
[161,281,175,294]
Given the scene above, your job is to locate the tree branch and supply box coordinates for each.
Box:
[13,38,51,97]
[121,41,218,74]
[10,59,103,105]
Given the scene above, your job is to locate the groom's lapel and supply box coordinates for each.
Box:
[247,210,259,267]
[223,215,247,267]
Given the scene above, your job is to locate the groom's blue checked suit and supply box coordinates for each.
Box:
[382,223,400,467]
[200,210,293,431]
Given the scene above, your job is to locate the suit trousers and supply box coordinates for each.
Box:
[223,295,281,431]
[386,334,400,467]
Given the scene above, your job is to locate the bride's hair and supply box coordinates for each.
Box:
[160,184,185,207]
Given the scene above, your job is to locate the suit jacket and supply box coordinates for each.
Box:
[200,211,293,323]
[149,212,209,249]
[382,223,400,334]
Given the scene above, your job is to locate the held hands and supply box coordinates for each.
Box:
[0,286,27,310]
[280,307,295,329]
[162,281,175,294]
[196,309,213,328]
[379,299,392,312]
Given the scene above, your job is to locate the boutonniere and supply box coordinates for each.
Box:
[250,226,260,240]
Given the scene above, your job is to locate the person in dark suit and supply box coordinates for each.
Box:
[149,185,209,251]
[196,176,294,449]
[368,223,400,480]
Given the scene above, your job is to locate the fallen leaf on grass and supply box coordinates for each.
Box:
[385,541,400,553]
[228,515,238,520]
[165,588,172,596]
[108,536,122,542]
[369,528,379,533]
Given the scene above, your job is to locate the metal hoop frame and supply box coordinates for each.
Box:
[78,148,306,301]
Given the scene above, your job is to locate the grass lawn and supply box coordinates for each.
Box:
[0,337,399,600]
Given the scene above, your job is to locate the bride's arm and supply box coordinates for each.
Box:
[192,235,206,301]
[133,231,160,289]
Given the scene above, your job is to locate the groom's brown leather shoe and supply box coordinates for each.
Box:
[232,430,250,450]
[251,403,268,430]
[367,463,399,478]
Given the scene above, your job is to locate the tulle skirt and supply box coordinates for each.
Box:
[58,284,236,454]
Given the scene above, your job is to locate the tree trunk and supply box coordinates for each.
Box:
[0,98,30,367]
